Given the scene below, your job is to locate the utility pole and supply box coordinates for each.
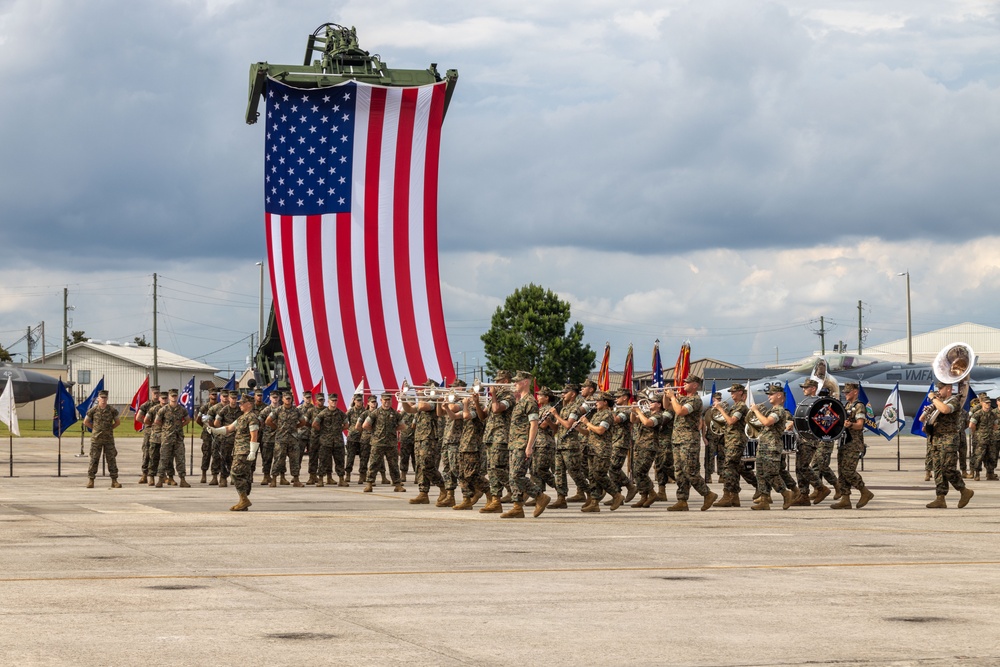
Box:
[152,273,159,386]
[26,326,31,363]
[62,288,68,365]
[40,322,45,361]
[857,300,863,354]
[819,316,826,355]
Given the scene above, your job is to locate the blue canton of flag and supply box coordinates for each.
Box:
[223,373,236,391]
[651,344,663,389]
[180,376,196,418]
[53,379,78,437]
[265,81,358,216]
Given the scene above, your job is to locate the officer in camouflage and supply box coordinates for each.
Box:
[209,393,259,511]
[154,389,191,488]
[629,398,664,507]
[922,381,974,509]
[143,392,168,487]
[344,394,366,484]
[578,391,624,512]
[257,390,280,485]
[196,389,218,484]
[401,381,445,505]
[266,392,305,486]
[969,394,995,481]
[500,370,550,518]
[749,385,797,510]
[452,393,488,509]
[362,392,406,492]
[213,391,241,488]
[481,370,514,512]
[664,374,718,511]
[83,390,121,489]
[712,383,756,507]
[607,389,637,504]
[548,383,590,510]
[312,393,349,487]
[829,382,874,509]
[136,385,160,484]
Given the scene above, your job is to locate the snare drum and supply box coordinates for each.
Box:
[742,439,758,462]
[782,431,797,453]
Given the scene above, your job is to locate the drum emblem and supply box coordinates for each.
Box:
[811,404,843,434]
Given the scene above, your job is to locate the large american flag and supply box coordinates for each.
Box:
[263,78,453,401]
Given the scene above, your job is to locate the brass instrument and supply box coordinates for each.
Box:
[925,342,976,429]
[744,405,763,439]
[709,401,729,436]
[471,379,517,394]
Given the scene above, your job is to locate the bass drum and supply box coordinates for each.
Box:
[793,395,847,442]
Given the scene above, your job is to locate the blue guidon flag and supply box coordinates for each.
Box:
[180,376,196,418]
[263,78,454,403]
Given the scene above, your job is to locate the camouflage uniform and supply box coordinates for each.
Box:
[809,424,840,491]
[929,394,968,497]
[355,404,375,481]
[484,389,514,497]
[270,404,303,478]
[365,405,401,484]
[196,398,217,476]
[413,405,443,493]
[608,410,632,492]
[302,399,322,479]
[655,408,675,488]
[755,404,790,497]
[345,400,367,479]
[144,399,166,480]
[838,399,868,494]
[672,394,711,502]
[703,412,724,480]
[720,400,757,494]
[971,406,994,475]
[231,409,260,498]
[458,409,487,500]
[532,403,557,494]
[85,404,120,481]
[440,409,461,492]
[314,405,348,479]
[554,398,588,498]
[959,410,970,474]
[207,401,227,476]
[155,403,189,479]
[398,411,416,477]
[137,392,159,477]
[258,400,279,479]
[507,393,539,503]
[215,402,240,477]
[585,404,618,501]
[632,411,663,496]
[990,408,1000,477]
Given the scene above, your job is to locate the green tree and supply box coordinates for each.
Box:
[0,344,11,362]
[481,283,595,388]
[134,335,150,347]
[67,330,87,345]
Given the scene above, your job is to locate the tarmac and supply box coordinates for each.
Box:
[1,435,999,667]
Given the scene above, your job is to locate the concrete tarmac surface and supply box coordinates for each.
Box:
[1,435,999,666]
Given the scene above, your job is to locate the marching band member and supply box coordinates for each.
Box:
[664,374,718,511]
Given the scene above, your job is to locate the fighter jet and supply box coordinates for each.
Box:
[0,365,62,404]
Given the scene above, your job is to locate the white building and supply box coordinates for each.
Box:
[39,341,219,406]
[863,322,1000,367]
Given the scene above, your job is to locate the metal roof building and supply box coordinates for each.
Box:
[38,342,219,406]
[863,322,1000,366]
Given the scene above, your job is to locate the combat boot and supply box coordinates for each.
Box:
[926,495,947,509]
[958,487,974,508]
[566,489,586,503]
[792,492,811,506]
[549,494,568,509]
[656,484,668,501]
[602,497,614,506]
[631,493,649,508]
[209,474,218,486]
[279,475,290,486]
[524,497,536,507]
[381,472,390,485]
[624,482,638,503]
[641,492,658,508]
[155,476,165,488]
[338,475,348,487]
[86,478,94,489]
[667,499,688,511]
[471,490,485,506]
[990,473,1000,481]
[830,493,852,509]
[701,491,719,511]
[579,496,594,511]
[713,491,733,507]
[219,477,227,488]
[363,483,373,492]
[394,483,406,493]
[730,494,741,507]
[857,487,874,508]
[581,497,600,513]
[812,485,831,504]
[315,476,324,487]
[167,476,177,486]
[200,472,207,484]
[306,474,317,485]
[268,478,277,488]
[751,495,771,510]
[924,471,932,481]
[291,476,303,487]
[410,491,430,505]
[610,493,625,511]
[400,472,407,483]
[964,471,973,479]
[833,482,842,500]
[179,478,191,488]
[453,496,474,510]
[436,486,448,505]
[500,503,525,518]
[148,476,156,486]
[780,489,796,510]
[479,497,503,513]
[706,474,713,484]
[138,474,147,484]
[500,491,513,503]
[230,494,252,511]
[345,473,352,484]
[533,492,551,518]
[326,474,335,485]
[260,474,270,486]
[973,472,980,481]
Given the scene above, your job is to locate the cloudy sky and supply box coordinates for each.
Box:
[1,0,998,378]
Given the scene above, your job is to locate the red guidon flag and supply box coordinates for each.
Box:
[129,376,150,431]
[596,343,611,391]
[620,344,634,399]
[263,78,454,404]
[675,341,691,395]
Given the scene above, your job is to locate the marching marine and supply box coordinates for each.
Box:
[83,390,121,489]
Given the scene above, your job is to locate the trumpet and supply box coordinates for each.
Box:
[470,379,516,394]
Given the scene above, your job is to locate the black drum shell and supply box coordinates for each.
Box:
[793,395,847,441]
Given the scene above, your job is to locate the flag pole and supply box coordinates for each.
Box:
[8,431,11,478]
[57,434,62,477]
[896,429,901,472]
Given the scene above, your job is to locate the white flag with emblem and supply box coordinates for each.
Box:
[877,382,905,440]
[0,377,19,437]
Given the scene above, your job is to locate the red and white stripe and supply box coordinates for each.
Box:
[265,81,453,402]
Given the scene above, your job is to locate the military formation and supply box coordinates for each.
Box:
[81,372,987,514]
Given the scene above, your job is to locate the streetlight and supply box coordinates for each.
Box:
[897,271,912,364]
